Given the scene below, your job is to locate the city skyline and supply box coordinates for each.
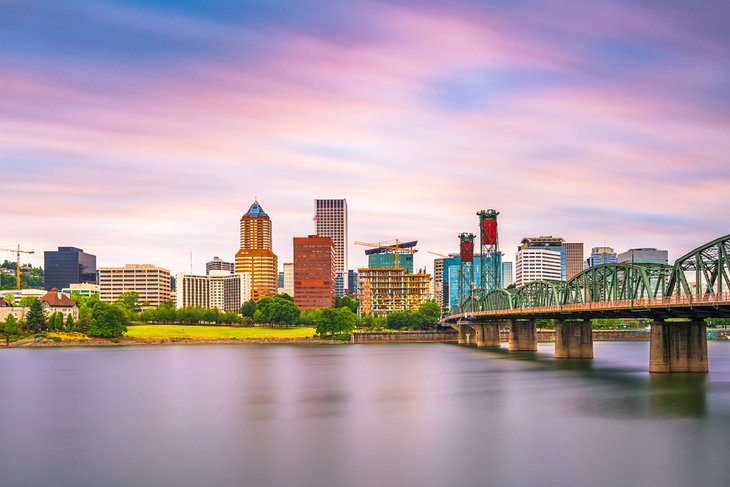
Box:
[3,1,729,275]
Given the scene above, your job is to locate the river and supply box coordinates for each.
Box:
[1,342,730,487]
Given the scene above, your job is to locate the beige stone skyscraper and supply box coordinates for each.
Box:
[235,200,278,301]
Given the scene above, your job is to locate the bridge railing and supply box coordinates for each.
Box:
[447,291,730,320]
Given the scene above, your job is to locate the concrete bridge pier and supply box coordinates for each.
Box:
[476,323,501,348]
[509,320,537,352]
[555,319,593,359]
[650,319,708,373]
[457,325,468,345]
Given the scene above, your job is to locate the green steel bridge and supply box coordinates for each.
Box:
[442,234,730,373]
[444,234,730,321]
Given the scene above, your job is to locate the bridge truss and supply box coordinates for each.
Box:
[449,234,730,318]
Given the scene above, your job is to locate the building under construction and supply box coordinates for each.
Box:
[355,240,431,317]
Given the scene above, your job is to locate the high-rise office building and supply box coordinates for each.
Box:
[314,199,348,296]
[44,246,96,290]
[564,242,584,279]
[445,254,503,310]
[502,261,514,287]
[586,247,618,268]
[347,270,358,297]
[515,248,562,287]
[618,248,669,265]
[235,200,278,301]
[517,236,582,280]
[282,262,294,296]
[206,256,234,275]
[293,235,335,309]
[176,271,251,312]
[98,264,171,308]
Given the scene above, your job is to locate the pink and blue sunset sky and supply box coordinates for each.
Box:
[2,0,729,274]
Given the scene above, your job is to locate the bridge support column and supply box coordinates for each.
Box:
[555,320,593,359]
[650,319,708,373]
[457,325,467,345]
[509,320,537,352]
[476,323,501,347]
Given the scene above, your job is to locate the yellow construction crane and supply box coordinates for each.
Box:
[427,251,449,258]
[0,244,35,290]
[354,239,418,269]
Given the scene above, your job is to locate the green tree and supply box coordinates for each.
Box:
[88,301,129,338]
[18,296,37,307]
[387,311,417,330]
[277,293,294,302]
[334,296,359,314]
[240,300,256,318]
[116,291,140,317]
[315,307,356,338]
[3,293,15,306]
[24,298,46,332]
[416,301,441,329]
[254,297,300,324]
[298,308,322,326]
[47,312,62,331]
[65,313,74,331]
[3,314,19,346]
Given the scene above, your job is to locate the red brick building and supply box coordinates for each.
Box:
[293,235,335,309]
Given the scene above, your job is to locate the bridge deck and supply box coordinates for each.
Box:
[444,292,730,322]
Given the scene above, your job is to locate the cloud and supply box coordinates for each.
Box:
[1,0,729,273]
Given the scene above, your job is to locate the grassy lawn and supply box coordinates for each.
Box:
[125,324,316,340]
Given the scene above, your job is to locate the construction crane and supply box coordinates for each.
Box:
[0,244,35,290]
[427,251,449,258]
[354,240,418,270]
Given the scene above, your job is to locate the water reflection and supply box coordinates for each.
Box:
[0,343,729,487]
[468,342,709,419]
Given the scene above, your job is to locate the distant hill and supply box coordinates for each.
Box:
[0,260,44,289]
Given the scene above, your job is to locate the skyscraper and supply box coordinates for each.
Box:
[98,264,171,308]
[618,248,669,265]
[206,256,234,275]
[293,235,335,309]
[586,247,618,268]
[315,199,348,296]
[44,246,96,290]
[235,200,278,301]
[515,247,561,287]
[176,271,251,312]
[564,242,584,279]
[516,236,582,280]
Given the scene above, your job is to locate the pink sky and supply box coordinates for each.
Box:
[2,0,729,274]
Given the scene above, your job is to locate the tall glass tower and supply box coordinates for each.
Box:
[315,199,348,296]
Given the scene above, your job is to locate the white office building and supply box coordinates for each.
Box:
[282,262,294,296]
[515,248,562,287]
[315,199,348,296]
[176,271,251,312]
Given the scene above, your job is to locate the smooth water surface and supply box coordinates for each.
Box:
[1,342,730,487]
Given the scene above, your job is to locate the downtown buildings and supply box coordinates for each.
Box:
[514,236,584,286]
[206,256,234,275]
[235,200,278,301]
[44,246,96,290]
[98,264,171,308]
[586,247,618,268]
[176,271,251,312]
[293,235,335,309]
[618,248,669,265]
[314,199,348,296]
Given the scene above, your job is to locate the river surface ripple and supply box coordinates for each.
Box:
[1,341,730,487]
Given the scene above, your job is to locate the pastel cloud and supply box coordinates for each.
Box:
[1,0,729,273]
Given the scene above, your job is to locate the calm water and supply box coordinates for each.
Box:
[2,342,730,487]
